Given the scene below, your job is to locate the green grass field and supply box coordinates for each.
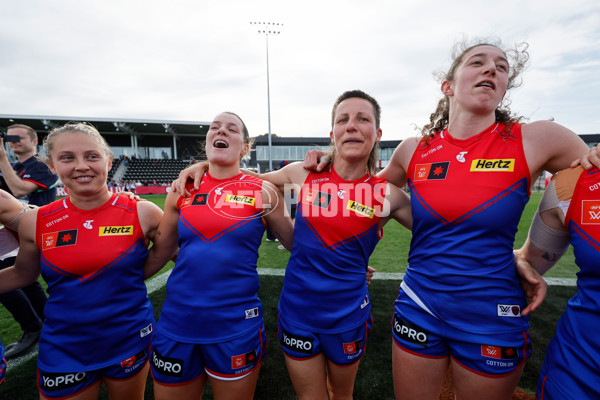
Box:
[0,192,578,398]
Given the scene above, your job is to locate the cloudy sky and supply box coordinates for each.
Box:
[1,0,599,140]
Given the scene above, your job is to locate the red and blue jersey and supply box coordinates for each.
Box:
[158,173,267,343]
[541,167,600,399]
[402,123,531,334]
[36,194,154,371]
[278,167,386,333]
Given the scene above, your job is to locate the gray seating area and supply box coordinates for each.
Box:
[121,158,190,184]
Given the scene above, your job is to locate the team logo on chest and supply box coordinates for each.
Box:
[192,193,209,206]
[42,229,78,250]
[302,188,332,209]
[582,200,600,224]
[414,162,449,181]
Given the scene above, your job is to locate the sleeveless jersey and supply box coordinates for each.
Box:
[403,123,531,334]
[542,167,600,399]
[36,194,154,371]
[158,173,267,343]
[278,167,386,333]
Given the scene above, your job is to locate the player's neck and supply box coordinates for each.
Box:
[447,112,496,140]
[207,163,241,180]
[332,157,369,181]
[68,190,112,210]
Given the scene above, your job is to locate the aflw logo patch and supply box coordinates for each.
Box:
[582,200,600,224]
[481,345,518,360]
[470,159,515,172]
[225,194,255,206]
[42,229,78,250]
[231,350,257,369]
[346,200,374,218]
[497,304,521,317]
[99,226,134,236]
[414,162,449,181]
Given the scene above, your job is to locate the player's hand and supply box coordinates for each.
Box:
[366,266,375,287]
[303,150,330,172]
[514,251,547,315]
[571,143,600,170]
[120,191,144,202]
[172,161,209,196]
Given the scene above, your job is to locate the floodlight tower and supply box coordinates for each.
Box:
[250,21,282,172]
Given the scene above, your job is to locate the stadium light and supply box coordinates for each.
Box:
[250,21,282,171]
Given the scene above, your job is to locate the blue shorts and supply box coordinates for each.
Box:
[151,322,267,385]
[37,347,149,399]
[277,313,372,366]
[393,289,531,377]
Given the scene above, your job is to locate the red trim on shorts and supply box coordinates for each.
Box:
[150,369,205,387]
[538,375,547,399]
[450,354,524,378]
[392,338,446,359]
[103,359,149,382]
[205,361,260,380]
[283,352,322,362]
[328,318,372,367]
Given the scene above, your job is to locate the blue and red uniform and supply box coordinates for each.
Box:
[538,168,600,400]
[278,167,385,362]
[36,194,154,373]
[152,173,268,382]
[393,123,532,375]
[157,173,267,343]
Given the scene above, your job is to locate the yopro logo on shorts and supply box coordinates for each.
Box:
[393,316,429,348]
[152,349,184,377]
[41,372,87,390]
[280,329,314,354]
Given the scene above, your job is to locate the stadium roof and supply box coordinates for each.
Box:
[0,114,211,137]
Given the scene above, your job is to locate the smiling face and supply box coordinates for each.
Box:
[330,97,382,165]
[48,132,112,196]
[443,45,509,116]
[205,112,249,166]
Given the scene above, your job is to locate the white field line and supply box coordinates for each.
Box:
[6,269,575,369]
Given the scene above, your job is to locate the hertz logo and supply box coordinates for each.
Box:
[346,200,375,218]
[470,159,515,172]
[99,225,134,236]
[225,194,255,206]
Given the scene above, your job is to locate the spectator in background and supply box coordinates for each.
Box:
[0,124,57,359]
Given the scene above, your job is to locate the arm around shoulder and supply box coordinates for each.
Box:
[0,209,41,293]
[142,191,179,279]
[522,121,589,176]
[261,181,294,251]
[377,137,418,188]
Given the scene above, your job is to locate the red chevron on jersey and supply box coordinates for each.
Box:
[177,173,264,242]
[408,123,530,223]
[300,168,385,249]
[36,194,144,281]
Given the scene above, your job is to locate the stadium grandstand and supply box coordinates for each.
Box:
[1,115,599,192]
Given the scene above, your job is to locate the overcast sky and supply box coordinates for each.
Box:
[0,0,598,140]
